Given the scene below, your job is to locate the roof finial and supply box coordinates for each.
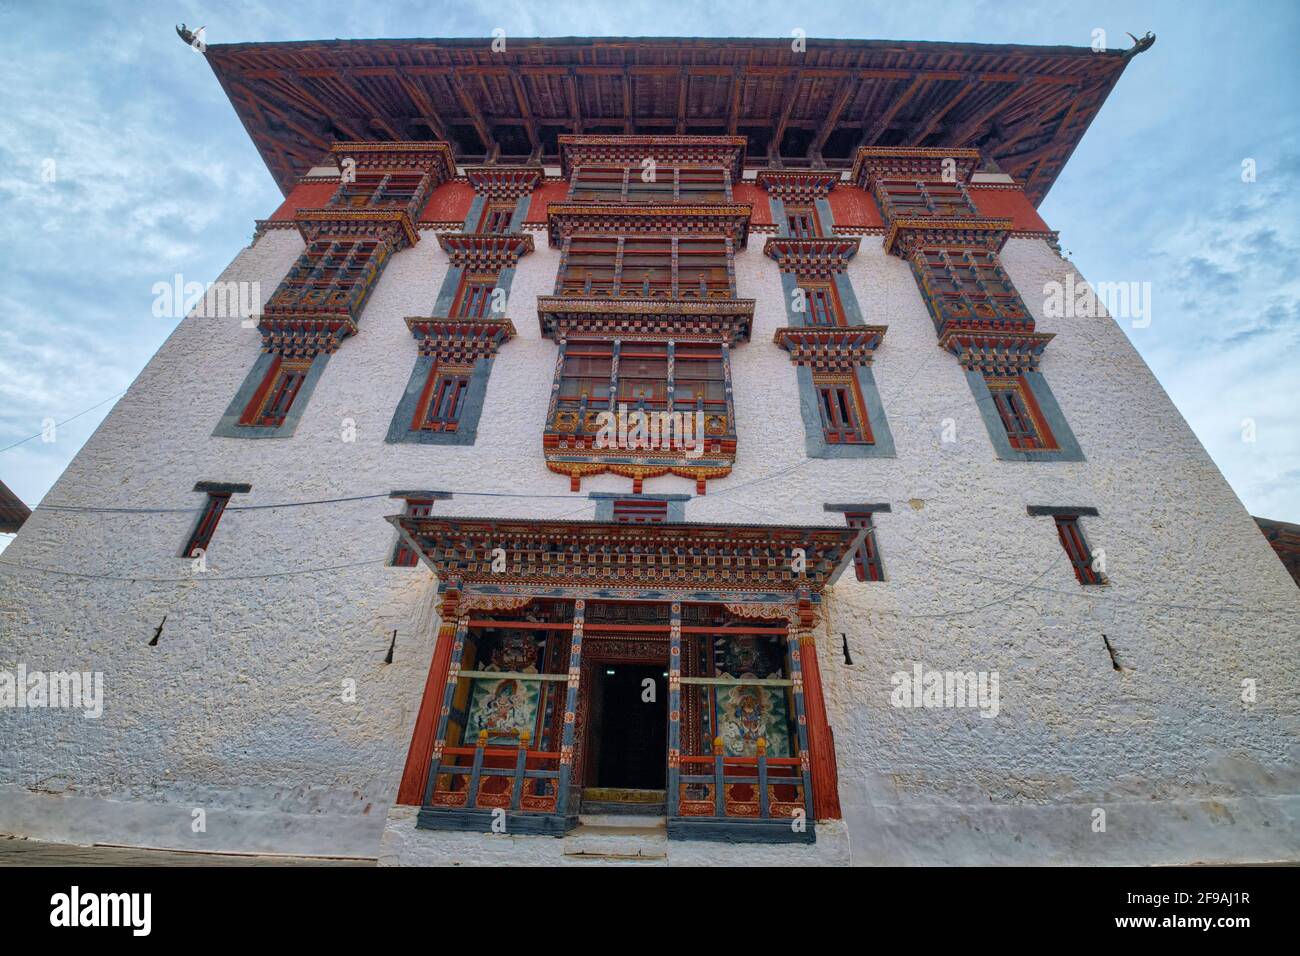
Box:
[176,23,207,51]
[1124,31,1156,58]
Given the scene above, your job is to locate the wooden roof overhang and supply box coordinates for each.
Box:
[386,514,865,603]
[559,133,748,179]
[536,295,754,343]
[545,202,753,247]
[0,479,30,534]
[763,236,861,272]
[202,35,1148,204]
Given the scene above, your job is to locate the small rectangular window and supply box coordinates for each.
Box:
[1054,515,1104,585]
[786,205,820,238]
[240,356,311,429]
[844,512,885,582]
[414,366,472,432]
[816,376,872,444]
[391,499,435,566]
[478,203,515,234]
[182,493,231,558]
[453,274,499,319]
[986,376,1056,451]
[612,499,669,524]
[802,282,843,327]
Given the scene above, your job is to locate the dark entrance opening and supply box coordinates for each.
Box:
[593,664,667,790]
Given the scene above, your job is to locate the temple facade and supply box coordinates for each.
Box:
[2,36,1297,866]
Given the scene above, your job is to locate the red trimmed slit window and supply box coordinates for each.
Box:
[182,493,230,558]
[240,356,311,429]
[612,499,669,524]
[986,376,1057,451]
[413,366,472,432]
[815,375,872,444]
[452,273,499,319]
[845,512,885,582]
[802,280,844,327]
[1054,515,1104,585]
[785,205,821,238]
[392,499,435,567]
[478,202,515,234]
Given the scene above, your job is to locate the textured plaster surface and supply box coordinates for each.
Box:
[2,220,1297,864]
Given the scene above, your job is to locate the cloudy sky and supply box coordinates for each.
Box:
[1,0,1297,543]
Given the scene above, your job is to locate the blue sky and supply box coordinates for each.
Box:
[1,0,1297,537]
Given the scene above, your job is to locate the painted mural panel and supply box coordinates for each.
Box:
[714,683,791,757]
[465,677,540,738]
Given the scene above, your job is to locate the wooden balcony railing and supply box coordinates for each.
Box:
[677,737,806,820]
[428,730,561,814]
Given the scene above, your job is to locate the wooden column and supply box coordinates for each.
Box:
[396,588,461,806]
[792,602,842,819]
[667,601,682,816]
[556,598,586,815]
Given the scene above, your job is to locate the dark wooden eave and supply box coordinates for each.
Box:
[201,35,1148,205]
[0,478,31,534]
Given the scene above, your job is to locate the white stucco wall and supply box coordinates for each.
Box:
[1,209,1296,864]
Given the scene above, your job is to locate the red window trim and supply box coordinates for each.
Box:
[816,376,872,445]
[182,493,231,558]
[987,375,1058,451]
[844,512,885,582]
[1054,515,1104,585]
[239,355,311,429]
[392,498,436,567]
[412,365,472,432]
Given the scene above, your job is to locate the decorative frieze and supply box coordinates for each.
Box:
[435,232,535,270]
[762,237,860,275]
[405,316,517,363]
[773,326,888,372]
[755,170,843,203]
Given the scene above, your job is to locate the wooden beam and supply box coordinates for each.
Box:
[510,71,540,151]
[565,69,583,134]
[770,69,803,159]
[728,68,743,135]
[862,74,925,146]
[448,71,496,155]
[808,75,857,157]
[676,68,689,135]
[393,68,449,142]
[905,77,977,145]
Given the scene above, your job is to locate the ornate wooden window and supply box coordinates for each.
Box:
[570,165,728,203]
[182,492,230,558]
[986,375,1056,451]
[672,345,726,410]
[1054,515,1104,585]
[814,374,871,444]
[331,171,428,209]
[266,237,386,316]
[558,237,732,298]
[557,341,727,417]
[391,498,436,566]
[413,366,473,432]
[785,205,821,238]
[844,512,885,581]
[875,179,978,220]
[617,343,670,408]
[559,345,614,407]
[451,273,500,318]
[612,499,669,524]
[800,280,844,327]
[478,202,516,234]
[239,355,311,428]
[915,249,1027,325]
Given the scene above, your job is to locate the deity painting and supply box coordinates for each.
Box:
[715,684,790,757]
[465,677,539,738]
[714,635,783,680]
